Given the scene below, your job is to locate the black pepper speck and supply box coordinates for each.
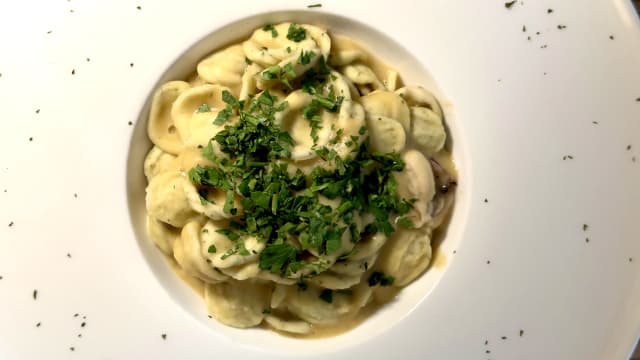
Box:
[36,322,41,327]
[161,333,167,340]
[35,109,40,114]
[627,145,632,151]
[47,30,52,34]
[547,8,553,13]
[557,25,566,30]
[8,221,13,227]
[520,329,524,336]
[583,224,588,231]
[610,35,615,40]
[128,121,133,126]
[585,238,590,243]
[486,260,491,265]
[484,198,488,203]
[501,336,507,340]
[33,289,38,300]
[70,347,75,352]
[81,322,86,328]
[73,313,79,317]
[629,257,633,262]
[29,137,33,142]
[71,69,76,75]
[130,63,134,68]
[136,5,141,10]
[67,253,72,258]
[636,97,640,102]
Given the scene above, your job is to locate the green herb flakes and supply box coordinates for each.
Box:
[298,50,316,65]
[287,23,307,42]
[262,24,278,38]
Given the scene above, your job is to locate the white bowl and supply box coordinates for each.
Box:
[0,1,639,359]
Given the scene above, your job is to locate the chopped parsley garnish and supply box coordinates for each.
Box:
[368,271,395,287]
[262,63,297,88]
[287,23,307,42]
[298,50,316,65]
[187,60,415,280]
[307,3,322,8]
[197,103,211,113]
[245,56,252,65]
[505,1,516,9]
[259,243,298,274]
[396,216,414,229]
[262,24,278,38]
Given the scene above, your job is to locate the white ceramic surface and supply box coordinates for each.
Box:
[1,1,639,359]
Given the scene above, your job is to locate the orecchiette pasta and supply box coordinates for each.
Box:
[143,23,456,337]
[148,81,190,155]
[376,226,433,286]
[197,44,246,97]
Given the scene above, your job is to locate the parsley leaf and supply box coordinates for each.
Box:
[297,50,316,65]
[262,24,278,37]
[259,243,299,274]
[262,64,296,89]
[213,106,232,125]
[287,23,307,42]
[397,216,414,229]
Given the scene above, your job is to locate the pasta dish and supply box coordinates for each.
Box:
[143,22,456,336]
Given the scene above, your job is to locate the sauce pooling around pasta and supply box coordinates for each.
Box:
[143,22,457,337]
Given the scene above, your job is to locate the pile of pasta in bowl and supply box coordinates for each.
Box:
[143,22,456,336]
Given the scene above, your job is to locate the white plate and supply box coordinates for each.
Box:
[1,1,639,359]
